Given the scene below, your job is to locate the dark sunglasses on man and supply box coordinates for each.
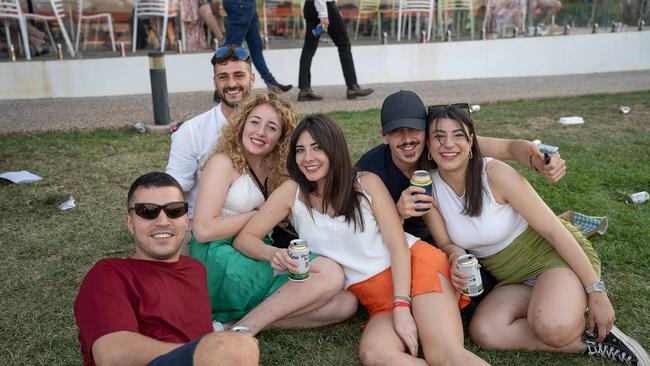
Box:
[129,202,189,220]
[211,46,251,65]
[427,103,471,117]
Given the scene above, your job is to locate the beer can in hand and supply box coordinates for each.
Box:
[410,170,432,212]
[458,254,484,297]
[288,239,310,282]
[312,24,328,37]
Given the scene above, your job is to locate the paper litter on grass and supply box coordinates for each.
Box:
[58,196,76,211]
[0,170,43,184]
[559,116,584,125]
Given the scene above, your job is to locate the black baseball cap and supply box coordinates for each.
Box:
[381,90,427,135]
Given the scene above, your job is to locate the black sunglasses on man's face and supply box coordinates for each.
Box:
[128,202,188,220]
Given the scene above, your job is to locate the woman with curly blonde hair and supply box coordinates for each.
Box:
[210,91,295,191]
[190,91,357,334]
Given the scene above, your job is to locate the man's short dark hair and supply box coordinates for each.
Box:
[127,172,183,207]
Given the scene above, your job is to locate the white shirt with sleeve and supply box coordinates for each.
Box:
[166,104,227,218]
[314,0,330,19]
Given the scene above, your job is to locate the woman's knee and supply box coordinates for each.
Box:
[423,347,466,366]
[311,257,345,290]
[358,341,392,366]
[468,316,499,349]
[336,291,359,321]
[532,317,581,348]
[195,332,259,365]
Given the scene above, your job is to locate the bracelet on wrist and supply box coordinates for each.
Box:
[393,300,412,309]
[393,295,412,303]
[529,154,541,173]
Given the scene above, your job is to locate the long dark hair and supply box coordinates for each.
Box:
[426,106,484,217]
[287,114,365,231]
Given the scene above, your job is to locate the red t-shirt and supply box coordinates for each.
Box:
[74,256,213,366]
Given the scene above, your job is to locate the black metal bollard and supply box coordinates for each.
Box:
[148,52,170,126]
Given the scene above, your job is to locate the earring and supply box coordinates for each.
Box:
[469,150,473,159]
[427,152,432,160]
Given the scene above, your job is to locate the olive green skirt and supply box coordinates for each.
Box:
[480,220,601,287]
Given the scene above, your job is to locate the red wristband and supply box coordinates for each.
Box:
[393,300,412,309]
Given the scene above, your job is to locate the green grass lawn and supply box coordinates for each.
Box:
[1,92,648,365]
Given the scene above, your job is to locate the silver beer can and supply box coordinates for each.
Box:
[458,254,484,297]
[132,121,148,134]
[626,191,649,204]
[288,239,310,282]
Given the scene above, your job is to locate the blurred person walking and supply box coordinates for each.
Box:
[199,0,226,45]
[222,0,292,91]
[297,0,373,101]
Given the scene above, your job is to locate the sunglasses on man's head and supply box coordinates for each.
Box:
[427,103,471,116]
[129,202,188,220]
[213,46,251,62]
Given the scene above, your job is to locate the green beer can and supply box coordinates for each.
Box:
[288,239,310,282]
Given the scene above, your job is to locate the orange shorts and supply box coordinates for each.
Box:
[348,241,471,318]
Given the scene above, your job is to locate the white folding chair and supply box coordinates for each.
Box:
[25,0,76,57]
[1,0,31,60]
[355,0,382,40]
[290,0,304,39]
[262,0,281,44]
[438,0,475,39]
[132,0,185,52]
[397,0,435,41]
[75,0,116,52]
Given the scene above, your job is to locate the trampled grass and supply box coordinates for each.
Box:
[0,92,648,365]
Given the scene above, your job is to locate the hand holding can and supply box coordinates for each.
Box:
[312,24,328,37]
[410,170,433,213]
[449,255,468,292]
[458,254,484,297]
[288,239,310,282]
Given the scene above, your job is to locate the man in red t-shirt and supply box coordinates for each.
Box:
[74,172,258,366]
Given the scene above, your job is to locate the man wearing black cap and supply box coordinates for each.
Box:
[356,90,567,245]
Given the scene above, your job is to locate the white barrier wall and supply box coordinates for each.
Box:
[1,31,649,99]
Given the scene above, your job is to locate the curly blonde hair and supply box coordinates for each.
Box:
[207,91,298,191]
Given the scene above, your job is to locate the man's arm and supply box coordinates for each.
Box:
[92,331,181,366]
[476,136,566,183]
[166,125,199,192]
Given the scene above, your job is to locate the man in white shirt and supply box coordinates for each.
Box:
[166,46,256,252]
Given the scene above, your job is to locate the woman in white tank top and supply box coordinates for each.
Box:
[421,104,648,365]
[236,115,489,365]
[190,92,357,335]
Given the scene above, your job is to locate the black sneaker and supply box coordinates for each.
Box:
[582,326,650,365]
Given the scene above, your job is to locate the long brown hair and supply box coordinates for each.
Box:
[426,106,484,217]
[207,91,297,191]
[287,115,365,231]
